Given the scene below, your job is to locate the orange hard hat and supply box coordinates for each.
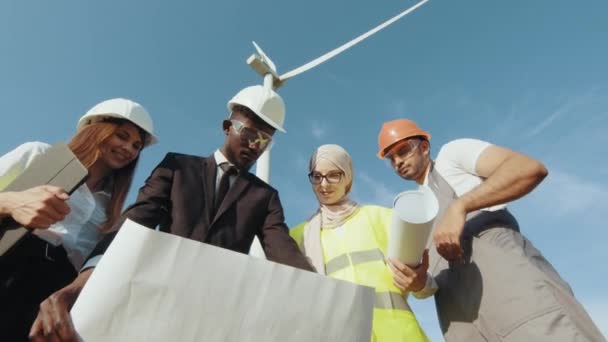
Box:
[377,119,430,158]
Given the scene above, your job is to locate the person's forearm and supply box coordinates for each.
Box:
[66,268,94,296]
[0,192,15,218]
[456,153,547,213]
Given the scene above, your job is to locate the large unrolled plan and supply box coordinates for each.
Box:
[71,220,374,342]
[388,186,439,266]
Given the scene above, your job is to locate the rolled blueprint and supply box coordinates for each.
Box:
[388,186,439,266]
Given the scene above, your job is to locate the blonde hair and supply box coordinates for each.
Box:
[68,120,144,233]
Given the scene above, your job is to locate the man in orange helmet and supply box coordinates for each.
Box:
[378,119,603,342]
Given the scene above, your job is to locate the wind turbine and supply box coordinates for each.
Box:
[248,0,431,257]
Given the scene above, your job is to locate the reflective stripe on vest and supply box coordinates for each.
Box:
[325,248,385,275]
[375,291,411,311]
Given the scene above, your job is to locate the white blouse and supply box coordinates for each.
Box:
[0,142,109,269]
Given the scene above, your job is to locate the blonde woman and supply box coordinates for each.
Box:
[0,98,157,340]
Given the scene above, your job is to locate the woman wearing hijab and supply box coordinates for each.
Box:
[0,98,157,340]
[290,144,429,342]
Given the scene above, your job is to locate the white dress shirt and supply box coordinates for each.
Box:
[213,149,237,194]
[0,142,110,270]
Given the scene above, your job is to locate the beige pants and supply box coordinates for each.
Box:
[432,228,605,342]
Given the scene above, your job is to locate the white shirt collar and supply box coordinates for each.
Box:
[213,149,232,168]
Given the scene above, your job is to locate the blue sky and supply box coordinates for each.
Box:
[1,0,606,339]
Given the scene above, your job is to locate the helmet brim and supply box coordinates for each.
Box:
[77,113,158,147]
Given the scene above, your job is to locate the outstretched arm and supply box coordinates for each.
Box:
[27,153,177,340]
[259,190,314,272]
[29,268,93,341]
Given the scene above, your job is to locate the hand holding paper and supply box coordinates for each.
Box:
[2,185,70,229]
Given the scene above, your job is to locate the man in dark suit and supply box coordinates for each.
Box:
[29,85,313,341]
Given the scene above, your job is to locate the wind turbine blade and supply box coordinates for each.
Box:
[252,41,278,74]
[279,0,430,81]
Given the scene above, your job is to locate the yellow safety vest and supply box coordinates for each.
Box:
[291,205,429,342]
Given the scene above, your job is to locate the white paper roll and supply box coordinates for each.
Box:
[388,186,439,266]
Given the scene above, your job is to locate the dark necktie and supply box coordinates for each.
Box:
[214,163,237,214]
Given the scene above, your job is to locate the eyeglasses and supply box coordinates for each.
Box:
[384,139,421,161]
[230,120,273,151]
[308,171,343,185]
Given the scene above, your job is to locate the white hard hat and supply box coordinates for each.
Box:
[77,98,158,147]
[227,85,286,133]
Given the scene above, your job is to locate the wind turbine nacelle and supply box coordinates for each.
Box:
[246,54,284,89]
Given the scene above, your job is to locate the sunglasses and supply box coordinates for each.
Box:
[308,171,343,185]
[230,120,273,151]
[384,139,421,161]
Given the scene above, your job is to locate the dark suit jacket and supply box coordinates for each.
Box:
[90,152,313,271]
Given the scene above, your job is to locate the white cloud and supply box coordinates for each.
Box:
[525,101,572,138]
[530,169,608,216]
[525,107,563,138]
[311,121,327,140]
[525,88,598,138]
[354,171,400,206]
[598,167,608,177]
[293,152,309,169]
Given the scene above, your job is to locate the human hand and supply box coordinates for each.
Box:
[388,249,430,293]
[433,201,466,262]
[29,268,93,341]
[3,185,70,229]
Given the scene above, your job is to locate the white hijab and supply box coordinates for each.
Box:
[302,144,359,274]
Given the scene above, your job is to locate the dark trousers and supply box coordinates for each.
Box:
[0,234,77,341]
